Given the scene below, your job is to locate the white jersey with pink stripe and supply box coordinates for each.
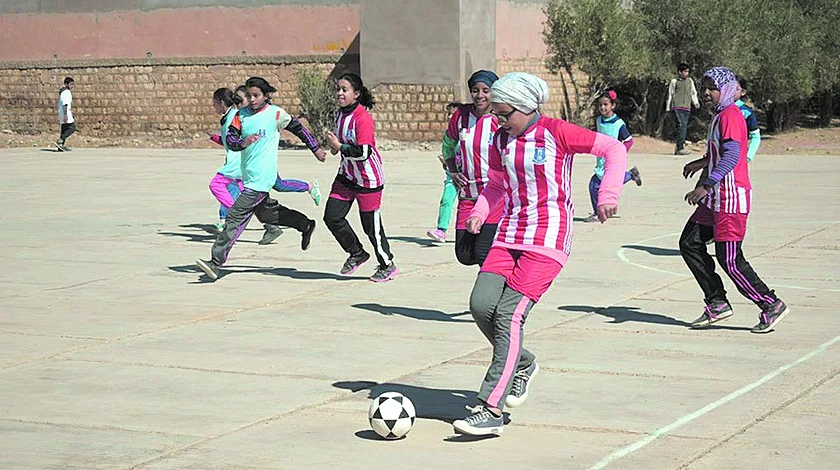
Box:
[453,107,498,199]
[491,116,588,254]
[336,105,385,189]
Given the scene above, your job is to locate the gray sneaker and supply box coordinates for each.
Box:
[452,405,504,436]
[196,259,220,281]
[340,251,370,275]
[369,262,398,283]
[505,362,539,408]
[751,299,790,334]
[690,301,733,328]
[629,166,642,186]
[258,224,283,245]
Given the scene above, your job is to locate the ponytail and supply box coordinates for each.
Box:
[339,73,375,109]
[213,87,240,108]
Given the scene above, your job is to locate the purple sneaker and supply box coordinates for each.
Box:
[751,299,790,334]
[690,301,733,328]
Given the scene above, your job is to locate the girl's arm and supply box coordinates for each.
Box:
[559,120,627,208]
[225,114,247,151]
[209,133,223,146]
[469,135,506,224]
[703,140,741,187]
[441,109,460,173]
[284,118,322,154]
[339,111,375,161]
[618,123,633,152]
[747,130,761,162]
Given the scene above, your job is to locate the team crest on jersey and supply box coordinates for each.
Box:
[345,129,356,142]
[533,147,547,165]
[258,129,266,137]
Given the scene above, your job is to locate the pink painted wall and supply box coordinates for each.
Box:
[0,5,359,61]
[496,1,547,60]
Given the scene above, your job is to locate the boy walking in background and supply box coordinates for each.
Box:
[56,77,75,152]
[666,64,699,156]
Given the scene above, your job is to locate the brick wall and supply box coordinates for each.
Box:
[0,57,342,140]
[370,84,455,142]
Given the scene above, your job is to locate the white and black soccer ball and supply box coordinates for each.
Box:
[368,392,416,439]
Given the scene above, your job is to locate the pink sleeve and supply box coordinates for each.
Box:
[469,133,506,223]
[210,133,222,146]
[591,133,628,207]
[355,110,376,146]
[623,137,633,152]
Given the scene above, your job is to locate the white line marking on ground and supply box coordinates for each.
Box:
[616,232,840,292]
[587,335,840,470]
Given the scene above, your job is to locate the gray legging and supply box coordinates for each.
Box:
[469,272,536,411]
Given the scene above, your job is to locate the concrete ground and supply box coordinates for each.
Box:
[0,146,838,470]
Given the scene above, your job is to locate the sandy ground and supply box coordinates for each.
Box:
[0,146,838,469]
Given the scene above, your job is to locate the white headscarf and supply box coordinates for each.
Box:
[490,72,550,114]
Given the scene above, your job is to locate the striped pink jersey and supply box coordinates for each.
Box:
[335,105,385,188]
[704,104,751,214]
[447,105,498,199]
[491,116,602,254]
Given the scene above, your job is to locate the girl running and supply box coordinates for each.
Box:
[452,73,628,436]
[680,66,788,333]
[196,77,325,281]
[585,90,641,222]
[208,88,246,232]
[426,102,462,243]
[323,73,397,282]
[440,70,503,266]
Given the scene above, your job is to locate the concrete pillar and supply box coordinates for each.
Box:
[360,0,495,101]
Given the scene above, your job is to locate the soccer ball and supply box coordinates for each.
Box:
[368,392,416,439]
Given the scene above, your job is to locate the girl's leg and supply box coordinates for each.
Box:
[714,241,778,307]
[588,174,601,214]
[679,218,727,304]
[473,223,498,266]
[209,173,237,208]
[273,175,310,193]
[255,197,315,250]
[454,229,478,266]
[437,172,457,230]
[209,189,266,266]
[323,181,364,257]
[220,180,242,221]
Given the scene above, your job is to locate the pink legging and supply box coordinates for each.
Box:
[209,173,244,208]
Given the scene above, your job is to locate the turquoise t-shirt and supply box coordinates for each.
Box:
[236,104,291,192]
[217,107,242,179]
[594,115,631,178]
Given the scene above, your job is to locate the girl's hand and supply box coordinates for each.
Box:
[451,172,469,189]
[314,148,327,162]
[465,216,483,235]
[682,159,706,179]
[685,186,708,205]
[243,134,261,148]
[325,131,342,153]
[596,204,617,223]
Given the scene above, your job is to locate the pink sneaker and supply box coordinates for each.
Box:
[426,228,446,243]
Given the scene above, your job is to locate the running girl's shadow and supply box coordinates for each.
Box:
[334,380,477,424]
[621,244,681,256]
[389,235,448,248]
[157,224,261,244]
[238,265,366,281]
[167,264,218,283]
[558,305,752,331]
[352,303,472,323]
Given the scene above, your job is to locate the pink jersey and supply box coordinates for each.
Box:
[447,105,498,199]
[335,105,385,188]
[704,104,751,214]
[477,116,626,264]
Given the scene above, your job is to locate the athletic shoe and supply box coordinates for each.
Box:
[426,228,447,243]
[583,213,600,223]
[629,166,642,186]
[258,224,283,245]
[676,149,692,156]
[452,405,504,436]
[300,220,316,250]
[751,299,790,334]
[369,262,398,283]
[690,301,733,328]
[341,251,370,275]
[196,259,220,281]
[309,180,321,206]
[505,362,539,408]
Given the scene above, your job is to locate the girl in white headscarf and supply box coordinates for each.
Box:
[452,72,629,436]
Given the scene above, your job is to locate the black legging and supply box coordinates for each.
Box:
[455,224,497,266]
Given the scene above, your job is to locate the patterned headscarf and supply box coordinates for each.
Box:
[490,72,550,114]
[702,66,741,112]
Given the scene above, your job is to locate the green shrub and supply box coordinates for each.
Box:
[296,68,336,145]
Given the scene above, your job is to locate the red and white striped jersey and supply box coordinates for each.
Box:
[335,104,385,189]
[704,104,752,214]
[447,105,498,199]
[491,116,599,254]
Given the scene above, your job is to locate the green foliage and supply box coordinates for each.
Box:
[296,68,336,145]
[542,0,840,134]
